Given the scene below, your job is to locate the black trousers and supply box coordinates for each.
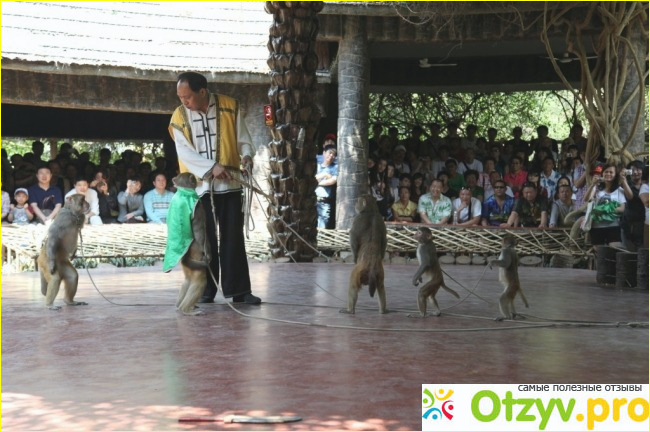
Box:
[200,191,251,299]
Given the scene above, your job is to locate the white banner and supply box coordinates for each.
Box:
[422,384,649,431]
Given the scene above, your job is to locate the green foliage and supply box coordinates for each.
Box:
[369,90,587,141]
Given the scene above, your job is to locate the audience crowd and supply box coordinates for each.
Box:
[3,124,649,253]
[363,121,648,249]
[1,142,177,226]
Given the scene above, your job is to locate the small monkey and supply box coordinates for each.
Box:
[490,234,529,320]
[38,194,89,310]
[408,227,459,317]
[340,195,388,314]
[165,172,211,316]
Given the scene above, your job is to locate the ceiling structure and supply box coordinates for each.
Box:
[0,1,611,139]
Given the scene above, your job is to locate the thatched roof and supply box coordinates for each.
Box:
[1,1,273,76]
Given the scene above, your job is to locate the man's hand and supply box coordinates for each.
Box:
[241,156,253,176]
[212,163,232,180]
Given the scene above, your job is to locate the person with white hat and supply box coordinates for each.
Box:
[7,188,34,225]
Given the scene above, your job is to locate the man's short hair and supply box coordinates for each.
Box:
[323,144,336,154]
[177,72,208,92]
[74,176,89,185]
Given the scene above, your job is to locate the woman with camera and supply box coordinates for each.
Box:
[585,164,626,246]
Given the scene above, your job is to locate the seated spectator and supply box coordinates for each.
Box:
[457,148,483,175]
[463,170,484,202]
[392,145,410,175]
[478,157,496,192]
[488,145,507,176]
[506,182,549,228]
[1,187,10,222]
[117,177,145,223]
[549,184,577,228]
[431,145,452,178]
[398,172,412,189]
[386,162,399,195]
[503,156,527,198]
[96,180,119,224]
[28,166,63,224]
[452,187,482,226]
[555,175,575,200]
[437,171,458,200]
[418,179,452,225]
[481,180,515,227]
[445,159,465,191]
[65,177,102,225]
[409,173,425,203]
[7,188,34,225]
[540,157,561,200]
[484,170,513,200]
[12,153,37,189]
[391,186,418,223]
[143,173,175,224]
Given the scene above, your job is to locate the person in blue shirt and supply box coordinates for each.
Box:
[315,136,338,229]
[143,173,175,223]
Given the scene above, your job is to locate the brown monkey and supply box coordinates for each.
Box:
[408,227,459,317]
[489,234,529,320]
[165,172,211,316]
[340,194,388,314]
[38,193,89,310]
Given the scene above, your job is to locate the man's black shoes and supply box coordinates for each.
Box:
[198,297,215,304]
[232,294,262,305]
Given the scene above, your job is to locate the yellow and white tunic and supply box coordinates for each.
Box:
[169,93,254,196]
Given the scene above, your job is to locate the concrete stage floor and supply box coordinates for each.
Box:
[1,262,648,431]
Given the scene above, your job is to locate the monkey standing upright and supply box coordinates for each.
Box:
[340,195,388,314]
[408,227,459,317]
[163,172,211,316]
[490,234,529,320]
[38,194,89,310]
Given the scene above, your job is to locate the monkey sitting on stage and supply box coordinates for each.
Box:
[489,234,529,321]
[163,172,211,316]
[340,194,388,315]
[408,227,459,317]
[38,193,89,310]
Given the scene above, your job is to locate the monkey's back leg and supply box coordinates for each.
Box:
[375,262,388,314]
[60,259,86,306]
[496,287,515,321]
[38,249,50,296]
[408,280,441,318]
[340,264,362,314]
[178,262,206,316]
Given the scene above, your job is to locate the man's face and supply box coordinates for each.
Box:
[543,159,554,172]
[493,182,507,198]
[75,180,89,194]
[153,175,167,191]
[399,187,410,201]
[523,186,537,202]
[430,181,442,198]
[177,81,208,112]
[36,168,52,184]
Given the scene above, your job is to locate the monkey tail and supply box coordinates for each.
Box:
[441,283,460,299]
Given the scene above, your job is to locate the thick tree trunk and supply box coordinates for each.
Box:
[336,15,370,230]
[618,38,647,160]
[265,1,323,261]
